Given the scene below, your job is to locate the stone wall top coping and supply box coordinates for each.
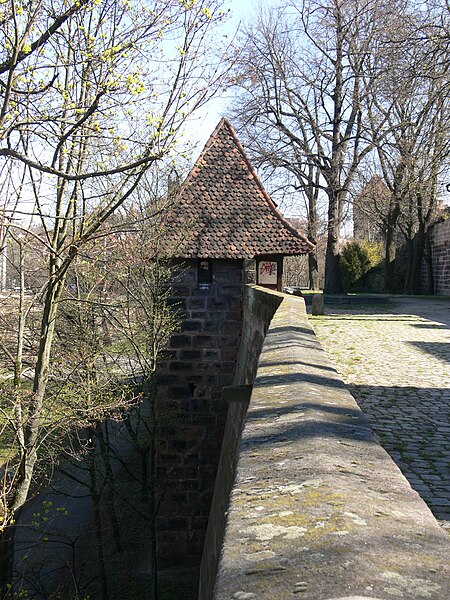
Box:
[214,291,450,600]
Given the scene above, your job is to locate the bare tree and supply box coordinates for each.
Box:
[2,185,188,597]
[53,214,177,599]
[363,1,450,292]
[232,0,394,292]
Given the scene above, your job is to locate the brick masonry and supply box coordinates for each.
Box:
[421,218,450,295]
[199,286,284,600]
[155,258,244,570]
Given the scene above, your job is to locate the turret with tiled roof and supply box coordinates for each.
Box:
[155,120,314,569]
[166,118,314,259]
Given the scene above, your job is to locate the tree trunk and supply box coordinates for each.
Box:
[324,4,345,296]
[122,413,150,503]
[403,235,415,294]
[308,250,319,290]
[324,235,342,294]
[307,181,319,290]
[96,422,123,554]
[409,224,427,295]
[424,233,434,295]
[383,201,401,293]
[140,448,150,503]
[0,517,18,598]
[383,231,396,293]
[1,240,6,292]
[12,275,65,511]
[144,380,158,600]
[149,432,158,600]
[0,529,12,598]
[88,438,109,600]
[324,192,343,294]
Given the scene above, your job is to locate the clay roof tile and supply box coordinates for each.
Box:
[165,118,314,259]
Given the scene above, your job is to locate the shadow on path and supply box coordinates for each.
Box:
[348,383,450,526]
[407,341,450,362]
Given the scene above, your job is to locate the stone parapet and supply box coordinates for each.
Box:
[232,286,285,386]
[207,288,450,599]
[199,286,288,599]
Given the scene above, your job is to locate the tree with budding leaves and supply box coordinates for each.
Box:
[0,0,231,594]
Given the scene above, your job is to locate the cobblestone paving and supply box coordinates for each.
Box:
[310,297,450,532]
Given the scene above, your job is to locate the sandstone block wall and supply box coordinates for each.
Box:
[430,219,450,295]
[232,286,284,386]
[156,259,244,569]
[421,219,450,295]
[198,286,288,599]
[204,288,450,599]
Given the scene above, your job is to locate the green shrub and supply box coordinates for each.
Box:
[340,241,372,290]
[360,240,383,267]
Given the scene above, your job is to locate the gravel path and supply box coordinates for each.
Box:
[310,297,450,532]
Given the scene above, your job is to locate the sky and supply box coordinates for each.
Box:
[182,0,317,220]
[184,0,262,149]
[181,0,320,221]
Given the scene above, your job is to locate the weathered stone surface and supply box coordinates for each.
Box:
[212,290,450,600]
[311,293,324,315]
[311,297,450,527]
[199,287,287,600]
[421,218,450,294]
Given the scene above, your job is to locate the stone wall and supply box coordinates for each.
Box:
[232,286,284,386]
[202,287,450,599]
[198,286,286,599]
[430,218,450,295]
[421,219,450,295]
[156,258,244,569]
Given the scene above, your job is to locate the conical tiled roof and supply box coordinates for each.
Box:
[165,118,314,259]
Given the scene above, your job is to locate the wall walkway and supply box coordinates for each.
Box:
[200,287,450,600]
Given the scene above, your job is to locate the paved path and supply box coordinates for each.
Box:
[310,297,450,531]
